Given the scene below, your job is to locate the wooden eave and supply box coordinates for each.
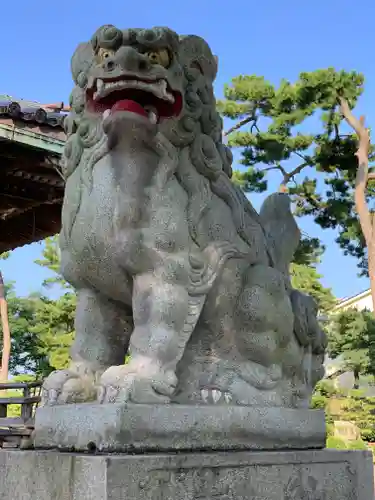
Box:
[0,119,66,253]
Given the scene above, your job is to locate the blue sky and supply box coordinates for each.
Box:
[1,0,374,299]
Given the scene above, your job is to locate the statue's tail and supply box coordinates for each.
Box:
[259,193,300,278]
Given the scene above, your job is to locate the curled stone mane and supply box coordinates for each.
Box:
[159,35,268,252]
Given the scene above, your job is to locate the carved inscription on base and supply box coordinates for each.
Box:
[138,463,353,500]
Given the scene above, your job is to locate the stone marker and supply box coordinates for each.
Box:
[334,420,361,442]
[1,24,373,499]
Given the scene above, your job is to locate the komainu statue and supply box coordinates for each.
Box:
[42,25,326,409]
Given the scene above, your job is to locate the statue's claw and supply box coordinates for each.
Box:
[41,368,96,406]
[98,358,177,404]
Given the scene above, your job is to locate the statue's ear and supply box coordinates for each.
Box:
[178,35,217,82]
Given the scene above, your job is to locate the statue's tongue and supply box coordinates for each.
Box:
[111,100,147,118]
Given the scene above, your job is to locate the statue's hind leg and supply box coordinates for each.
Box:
[41,288,133,405]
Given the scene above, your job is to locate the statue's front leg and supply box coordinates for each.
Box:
[42,288,133,406]
[99,263,190,404]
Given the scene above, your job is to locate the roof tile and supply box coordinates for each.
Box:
[0,95,67,129]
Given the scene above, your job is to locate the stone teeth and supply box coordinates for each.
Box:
[97,79,104,92]
[201,389,209,403]
[224,392,232,404]
[156,80,175,103]
[211,389,222,404]
[93,79,174,103]
[158,80,167,91]
[87,75,95,89]
[148,111,158,125]
[166,91,175,103]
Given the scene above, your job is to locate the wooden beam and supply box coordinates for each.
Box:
[0,123,65,154]
[0,202,62,253]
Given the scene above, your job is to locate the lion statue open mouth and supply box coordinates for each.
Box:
[41,25,326,408]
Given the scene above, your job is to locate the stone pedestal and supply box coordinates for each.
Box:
[33,403,326,451]
[0,403,371,499]
[0,448,373,499]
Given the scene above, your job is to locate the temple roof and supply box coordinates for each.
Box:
[0,95,68,130]
[0,96,68,253]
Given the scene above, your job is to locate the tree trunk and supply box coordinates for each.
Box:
[339,98,375,315]
[0,271,10,383]
[353,368,360,390]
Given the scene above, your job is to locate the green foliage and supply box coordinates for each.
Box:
[2,284,75,377]
[32,236,76,370]
[327,309,375,385]
[310,394,327,409]
[4,286,51,376]
[348,439,369,450]
[326,436,348,449]
[361,428,375,442]
[337,393,375,442]
[31,293,75,371]
[0,236,76,378]
[290,263,335,312]
[292,236,325,267]
[220,68,374,274]
[326,423,334,437]
[327,436,368,450]
[34,236,71,290]
[314,380,345,397]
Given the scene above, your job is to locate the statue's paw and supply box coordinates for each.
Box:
[41,369,96,406]
[98,358,177,404]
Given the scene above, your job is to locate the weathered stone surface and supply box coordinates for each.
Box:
[39,24,326,436]
[0,449,373,499]
[34,403,326,452]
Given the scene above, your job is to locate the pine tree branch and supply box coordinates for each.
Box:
[224,115,256,136]
[279,163,308,193]
[264,165,288,175]
[288,162,309,179]
[294,151,311,164]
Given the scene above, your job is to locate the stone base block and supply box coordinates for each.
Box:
[0,449,373,499]
[34,403,326,451]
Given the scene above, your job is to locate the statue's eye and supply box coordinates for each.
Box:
[96,48,115,63]
[145,49,171,68]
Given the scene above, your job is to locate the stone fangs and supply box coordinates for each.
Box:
[93,78,175,104]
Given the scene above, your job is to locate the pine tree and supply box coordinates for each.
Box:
[219,69,374,275]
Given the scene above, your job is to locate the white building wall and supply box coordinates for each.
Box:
[337,293,373,313]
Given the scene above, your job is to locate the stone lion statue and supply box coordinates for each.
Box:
[41,25,326,408]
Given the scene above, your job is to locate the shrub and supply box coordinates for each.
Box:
[311,395,327,409]
[361,428,375,442]
[347,439,368,450]
[326,423,334,437]
[326,436,348,449]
